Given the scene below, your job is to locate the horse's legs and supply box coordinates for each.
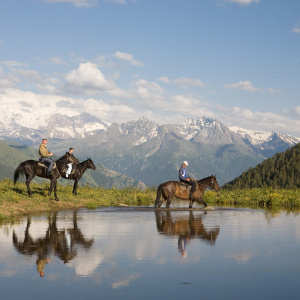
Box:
[189,200,194,209]
[48,179,56,197]
[25,174,34,196]
[53,181,59,202]
[199,197,207,208]
[166,196,172,209]
[73,179,79,195]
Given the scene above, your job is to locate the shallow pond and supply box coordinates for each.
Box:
[0,206,300,299]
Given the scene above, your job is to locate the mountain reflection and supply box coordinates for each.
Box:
[155,210,220,256]
[12,211,94,276]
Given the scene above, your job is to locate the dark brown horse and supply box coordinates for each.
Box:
[56,158,96,195]
[14,152,72,201]
[154,175,221,209]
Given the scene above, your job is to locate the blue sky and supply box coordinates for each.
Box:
[0,0,300,136]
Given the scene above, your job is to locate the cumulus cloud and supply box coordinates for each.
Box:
[157,76,203,88]
[112,51,144,67]
[63,62,116,95]
[225,81,263,92]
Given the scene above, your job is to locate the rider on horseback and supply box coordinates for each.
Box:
[179,161,197,200]
[66,147,80,178]
[39,138,54,176]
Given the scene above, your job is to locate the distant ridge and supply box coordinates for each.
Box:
[1,114,300,186]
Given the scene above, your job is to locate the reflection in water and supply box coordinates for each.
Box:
[12,211,94,277]
[1,207,300,300]
[155,210,220,256]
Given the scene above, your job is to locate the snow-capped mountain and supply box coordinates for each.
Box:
[1,113,300,186]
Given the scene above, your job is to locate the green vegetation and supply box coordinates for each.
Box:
[203,189,300,209]
[0,179,156,219]
[224,143,300,189]
[1,178,300,219]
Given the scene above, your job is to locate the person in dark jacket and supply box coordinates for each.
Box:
[66,147,80,178]
[179,161,197,200]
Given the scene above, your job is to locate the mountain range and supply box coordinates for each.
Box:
[1,111,299,187]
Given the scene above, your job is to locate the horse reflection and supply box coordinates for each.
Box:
[12,211,94,276]
[155,210,220,256]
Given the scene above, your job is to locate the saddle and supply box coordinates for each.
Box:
[63,166,76,176]
[38,159,56,170]
[178,181,192,190]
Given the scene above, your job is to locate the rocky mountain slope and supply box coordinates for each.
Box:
[1,113,299,186]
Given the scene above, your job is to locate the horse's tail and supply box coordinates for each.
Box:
[155,184,163,208]
[14,162,26,185]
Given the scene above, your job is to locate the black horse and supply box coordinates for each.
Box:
[56,158,96,195]
[154,175,221,209]
[14,152,72,201]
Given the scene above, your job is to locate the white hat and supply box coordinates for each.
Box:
[183,161,188,166]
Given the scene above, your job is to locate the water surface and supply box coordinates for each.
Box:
[0,206,299,299]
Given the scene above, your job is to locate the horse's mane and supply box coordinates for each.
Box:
[79,158,91,165]
[57,153,68,161]
[197,175,215,183]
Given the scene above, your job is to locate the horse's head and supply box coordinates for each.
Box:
[86,158,96,170]
[208,175,221,192]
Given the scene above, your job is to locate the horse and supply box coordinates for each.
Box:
[155,210,220,248]
[13,152,72,201]
[56,158,96,195]
[154,175,221,209]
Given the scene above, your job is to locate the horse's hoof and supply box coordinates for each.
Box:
[203,206,214,210]
[55,198,59,202]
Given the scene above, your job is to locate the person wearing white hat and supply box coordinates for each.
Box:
[178,161,197,199]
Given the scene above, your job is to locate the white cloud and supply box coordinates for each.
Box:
[223,0,260,5]
[105,0,126,4]
[112,51,144,67]
[64,62,116,95]
[292,27,300,34]
[225,81,263,92]
[174,77,204,88]
[220,106,300,136]
[156,76,170,84]
[267,88,282,94]
[284,106,300,117]
[42,0,98,7]
[157,76,203,88]
[0,66,20,87]
[0,61,28,67]
[12,68,61,93]
[49,57,66,65]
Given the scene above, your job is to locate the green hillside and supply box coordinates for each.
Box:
[223,143,300,189]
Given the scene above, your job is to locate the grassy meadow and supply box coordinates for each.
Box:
[0,178,300,219]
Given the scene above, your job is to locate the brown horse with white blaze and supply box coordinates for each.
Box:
[154,175,221,209]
